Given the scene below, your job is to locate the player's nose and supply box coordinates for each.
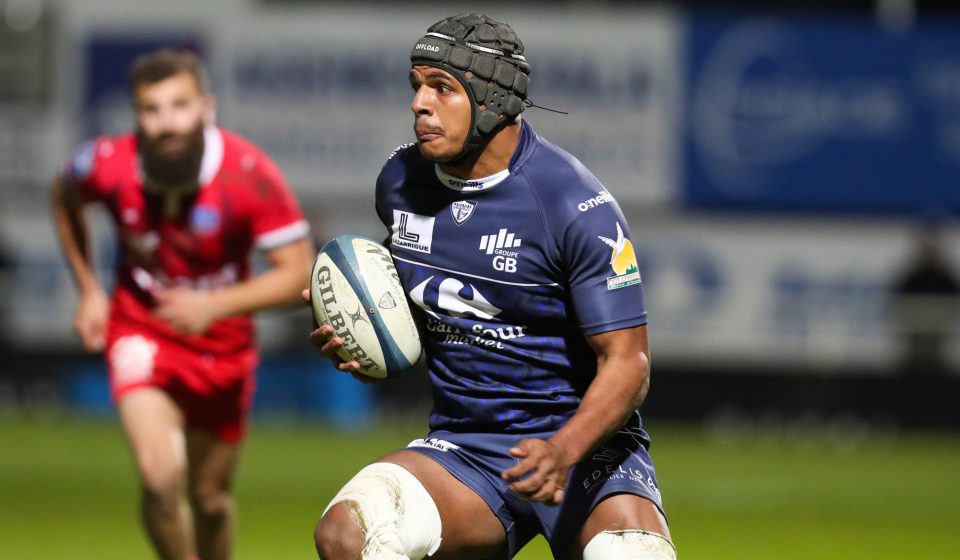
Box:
[411,87,433,115]
[151,105,183,133]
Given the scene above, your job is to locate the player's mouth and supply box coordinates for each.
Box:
[415,126,443,142]
[152,134,191,154]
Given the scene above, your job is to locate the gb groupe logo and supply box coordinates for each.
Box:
[479,228,521,273]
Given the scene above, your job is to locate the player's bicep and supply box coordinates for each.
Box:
[263,236,313,268]
[585,324,649,366]
[585,324,651,408]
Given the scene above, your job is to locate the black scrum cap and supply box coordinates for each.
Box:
[411,13,531,157]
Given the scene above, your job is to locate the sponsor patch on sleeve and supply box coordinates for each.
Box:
[598,222,641,290]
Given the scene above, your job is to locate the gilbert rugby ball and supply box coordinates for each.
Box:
[310,235,422,379]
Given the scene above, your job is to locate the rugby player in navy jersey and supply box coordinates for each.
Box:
[309,13,675,560]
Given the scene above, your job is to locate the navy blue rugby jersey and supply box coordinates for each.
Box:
[375,120,648,435]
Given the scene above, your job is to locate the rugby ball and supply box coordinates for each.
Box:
[310,235,422,379]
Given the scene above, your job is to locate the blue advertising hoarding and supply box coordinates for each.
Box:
[683,15,960,215]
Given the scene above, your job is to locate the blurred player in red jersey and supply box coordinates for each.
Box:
[51,49,314,560]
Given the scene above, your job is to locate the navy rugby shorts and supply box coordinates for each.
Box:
[405,427,665,559]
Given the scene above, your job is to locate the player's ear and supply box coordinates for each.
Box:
[203,95,217,125]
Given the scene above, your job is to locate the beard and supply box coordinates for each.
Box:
[138,121,205,185]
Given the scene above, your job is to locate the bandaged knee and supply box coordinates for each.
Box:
[582,530,677,560]
[323,462,442,560]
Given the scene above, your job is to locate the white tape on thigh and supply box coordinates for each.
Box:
[582,530,677,560]
[323,462,443,560]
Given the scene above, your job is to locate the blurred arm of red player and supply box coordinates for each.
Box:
[153,237,314,335]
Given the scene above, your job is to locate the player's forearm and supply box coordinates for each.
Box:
[549,352,650,465]
[207,238,313,318]
[51,180,104,296]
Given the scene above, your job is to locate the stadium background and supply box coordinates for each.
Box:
[0,0,958,558]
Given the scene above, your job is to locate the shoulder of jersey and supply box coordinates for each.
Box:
[522,138,610,216]
[218,127,268,165]
[67,133,135,182]
[385,142,418,164]
[378,142,424,188]
[219,127,256,152]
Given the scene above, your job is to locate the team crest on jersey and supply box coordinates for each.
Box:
[598,223,641,290]
[450,200,477,225]
[190,205,221,233]
[391,210,435,254]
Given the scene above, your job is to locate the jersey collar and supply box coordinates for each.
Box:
[198,125,224,187]
[434,165,510,192]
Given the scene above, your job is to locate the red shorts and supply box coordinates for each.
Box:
[105,323,258,444]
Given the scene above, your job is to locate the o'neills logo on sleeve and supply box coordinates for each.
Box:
[598,222,641,290]
[391,210,435,254]
[578,190,615,212]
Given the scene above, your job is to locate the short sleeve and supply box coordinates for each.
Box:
[561,196,648,336]
[247,153,310,250]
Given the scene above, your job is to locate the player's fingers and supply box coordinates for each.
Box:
[307,328,326,348]
[508,446,528,458]
[506,461,549,494]
[550,488,565,505]
[83,331,105,352]
[337,358,361,372]
[501,455,539,482]
[503,440,552,479]
[301,288,310,303]
[520,463,567,503]
[77,319,105,351]
[528,480,558,503]
[508,476,544,497]
[308,326,337,349]
[508,454,560,495]
[321,338,347,357]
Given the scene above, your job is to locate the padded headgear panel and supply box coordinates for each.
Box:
[411,13,531,156]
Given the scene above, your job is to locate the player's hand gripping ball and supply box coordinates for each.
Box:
[310,235,422,379]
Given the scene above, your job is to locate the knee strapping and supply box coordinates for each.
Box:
[582,530,677,560]
[323,463,442,560]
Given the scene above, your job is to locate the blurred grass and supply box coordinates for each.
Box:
[1,414,959,559]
